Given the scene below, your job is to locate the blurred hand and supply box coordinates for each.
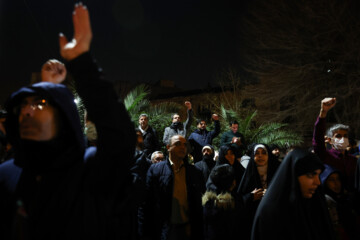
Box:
[59,3,92,61]
[319,98,336,118]
[252,188,264,201]
[41,59,67,84]
[212,114,219,121]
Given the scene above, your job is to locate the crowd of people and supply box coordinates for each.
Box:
[0,3,360,240]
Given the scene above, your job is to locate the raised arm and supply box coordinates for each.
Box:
[60,3,135,177]
[183,101,193,132]
[313,98,336,161]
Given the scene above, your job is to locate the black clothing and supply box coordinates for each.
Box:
[252,149,335,240]
[0,53,136,239]
[237,143,280,240]
[194,144,216,183]
[139,157,205,240]
[142,126,160,158]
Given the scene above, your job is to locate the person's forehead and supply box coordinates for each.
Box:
[21,95,43,102]
[334,129,348,134]
[231,124,238,127]
[171,135,186,143]
[139,116,148,120]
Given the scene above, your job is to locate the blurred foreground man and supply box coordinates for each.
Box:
[0,4,136,239]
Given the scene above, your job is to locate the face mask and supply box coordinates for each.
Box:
[332,137,349,151]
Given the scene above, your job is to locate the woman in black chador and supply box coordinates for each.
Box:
[251,149,335,240]
[236,143,280,239]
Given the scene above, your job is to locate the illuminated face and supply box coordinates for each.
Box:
[230,124,238,134]
[152,153,164,164]
[254,148,268,166]
[298,169,322,198]
[139,116,149,129]
[225,149,235,165]
[197,121,206,130]
[172,114,181,123]
[18,96,58,141]
[325,172,341,194]
[272,148,280,157]
[332,129,348,140]
[168,135,187,159]
[202,148,212,156]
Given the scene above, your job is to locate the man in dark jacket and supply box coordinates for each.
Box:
[0,4,136,239]
[188,114,220,163]
[194,145,216,183]
[139,135,205,240]
[139,113,160,158]
[220,120,246,159]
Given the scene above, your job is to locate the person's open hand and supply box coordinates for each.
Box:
[59,3,92,61]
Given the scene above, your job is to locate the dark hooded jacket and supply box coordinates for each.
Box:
[236,143,280,240]
[320,164,360,239]
[0,53,136,239]
[206,144,245,193]
[194,144,216,183]
[251,149,335,240]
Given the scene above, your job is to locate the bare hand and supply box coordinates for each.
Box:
[252,188,264,201]
[59,3,92,61]
[232,136,242,146]
[212,114,219,121]
[320,98,336,118]
[41,59,67,84]
[184,101,192,110]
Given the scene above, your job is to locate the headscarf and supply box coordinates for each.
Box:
[251,149,334,240]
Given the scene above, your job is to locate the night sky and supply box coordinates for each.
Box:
[0,0,248,105]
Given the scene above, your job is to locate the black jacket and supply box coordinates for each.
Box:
[0,52,136,239]
[139,157,205,240]
[142,126,160,158]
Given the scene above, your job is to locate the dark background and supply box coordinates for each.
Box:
[0,0,249,105]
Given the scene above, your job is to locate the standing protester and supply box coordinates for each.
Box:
[139,135,204,240]
[0,4,136,239]
[237,144,280,240]
[220,121,246,159]
[195,145,216,183]
[163,101,193,145]
[252,149,335,240]
[313,98,357,192]
[188,114,220,163]
[139,113,160,158]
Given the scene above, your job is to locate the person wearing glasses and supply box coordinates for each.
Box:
[313,97,358,192]
[0,3,136,239]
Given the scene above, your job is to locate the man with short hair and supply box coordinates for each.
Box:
[150,151,164,164]
[188,114,220,163]
[313,97,357,191]
[0,4,136,239]
[163,101,193,145]
[220,120,246,158]
[139,113,159,157]
[140,135,204,240]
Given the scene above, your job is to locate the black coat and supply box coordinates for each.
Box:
[252,149,335,240]
[0,53,136,239]
[139,157,205,240]
[236,143,280,240]
[142,126,160,158]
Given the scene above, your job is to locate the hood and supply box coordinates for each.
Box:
[320,164,340,185]
[5,82,85,170]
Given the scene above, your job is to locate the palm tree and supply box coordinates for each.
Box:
[215,105,303,150]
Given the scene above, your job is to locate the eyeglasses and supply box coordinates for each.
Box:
[14,98,49,114]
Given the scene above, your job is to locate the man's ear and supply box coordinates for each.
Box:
[166,144,170,150]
